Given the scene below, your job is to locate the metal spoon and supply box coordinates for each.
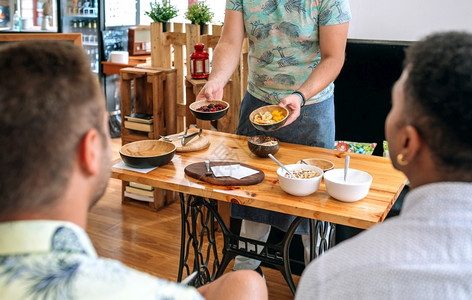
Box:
[204,159,213,176]
[344,155,350,182]
[160,133,185,142]
[268,154,296,178]
[182,128,203,146]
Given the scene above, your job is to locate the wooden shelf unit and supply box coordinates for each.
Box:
[121,182,176,212]
[119,66,177,211]
[149,22,248,133]
[120,66,177,144]
[185,77,239,133]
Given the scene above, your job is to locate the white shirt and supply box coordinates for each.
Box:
[296,182,472,299]
[0,220,203,300]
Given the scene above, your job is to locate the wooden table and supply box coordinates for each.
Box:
[111,129,406,291]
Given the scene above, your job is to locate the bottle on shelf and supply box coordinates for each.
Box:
[13,11,21,31]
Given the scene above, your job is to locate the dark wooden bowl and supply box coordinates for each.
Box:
[189,100,230,121]
[120,140,176,168]
[247,135,280,158]
[249,105,289,132]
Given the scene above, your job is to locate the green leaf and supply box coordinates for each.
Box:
[145,0,179,23]
[184,1,214,24]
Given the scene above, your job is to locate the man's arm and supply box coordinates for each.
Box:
[196,9,246,101]
[281,22,349,126]
[197,270,267,300]
[298,22,349,99]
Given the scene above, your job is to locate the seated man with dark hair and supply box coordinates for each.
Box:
[0,40,267,300]
[296,31,472,299]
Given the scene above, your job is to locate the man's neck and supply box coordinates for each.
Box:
[1,208,88,229]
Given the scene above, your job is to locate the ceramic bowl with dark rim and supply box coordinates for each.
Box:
[189,100,230,121]
[249,105,289,132]
[247,135,280,157]
[120,140,176,168]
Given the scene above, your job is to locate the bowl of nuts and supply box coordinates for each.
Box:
[276,164,324,196]
[189,100,230,121]
[249,105,289,132]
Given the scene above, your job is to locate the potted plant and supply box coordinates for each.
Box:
[185,1,214,34]
[145,0,179,32]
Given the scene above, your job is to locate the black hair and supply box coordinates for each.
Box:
[403,31,472,174]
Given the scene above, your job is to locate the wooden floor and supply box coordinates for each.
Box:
[86,138,298,299]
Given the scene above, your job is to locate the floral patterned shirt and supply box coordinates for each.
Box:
[226,0,351,105]
[0,220,203,300]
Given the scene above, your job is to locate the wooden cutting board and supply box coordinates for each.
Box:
[175,135,210,152]
[184,161,265,186]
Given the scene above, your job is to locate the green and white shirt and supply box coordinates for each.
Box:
[226,0,351,104]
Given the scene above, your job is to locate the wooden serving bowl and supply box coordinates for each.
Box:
[249,105,289,132]
[298,158,334,172]
[120,140,176,168]
[189,100,230,121]
[247,135,280,158]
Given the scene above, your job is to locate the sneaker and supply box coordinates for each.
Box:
[254,266,265,280]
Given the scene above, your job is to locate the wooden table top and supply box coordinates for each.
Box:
[111,130,407,229]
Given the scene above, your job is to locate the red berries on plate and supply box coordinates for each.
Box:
[196,103,226,112]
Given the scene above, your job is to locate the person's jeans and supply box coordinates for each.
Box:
[233,91,335,271]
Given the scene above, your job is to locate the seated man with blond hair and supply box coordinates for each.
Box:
[0,40,267,300]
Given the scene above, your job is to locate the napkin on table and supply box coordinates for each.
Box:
[210,164,259,180]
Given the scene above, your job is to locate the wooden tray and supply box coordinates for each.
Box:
[175,135,210,152]
[184,161,264,186]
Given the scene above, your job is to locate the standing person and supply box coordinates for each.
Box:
[0,40,267,300]
[296,31,472,299]
[196,0,351,274]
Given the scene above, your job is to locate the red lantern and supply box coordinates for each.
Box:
[190,43,209,79]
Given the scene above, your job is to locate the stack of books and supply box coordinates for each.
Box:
[124,182,154,202]
[124,113,154,132]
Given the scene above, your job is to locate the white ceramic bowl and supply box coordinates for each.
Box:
[324,168,373,202]
[277,164,323,196]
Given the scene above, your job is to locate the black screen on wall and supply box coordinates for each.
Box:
[333,39,411,156]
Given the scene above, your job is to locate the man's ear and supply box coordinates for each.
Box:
[400,125,422,162]
[78,129,100,175]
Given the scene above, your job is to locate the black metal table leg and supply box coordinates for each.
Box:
[177,192,336,294]
[178,193,222,287]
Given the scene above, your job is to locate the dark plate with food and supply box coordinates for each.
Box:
[189,100,230,121]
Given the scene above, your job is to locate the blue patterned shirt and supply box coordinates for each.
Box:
[226,0,351,104]
[0,220,203,300]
